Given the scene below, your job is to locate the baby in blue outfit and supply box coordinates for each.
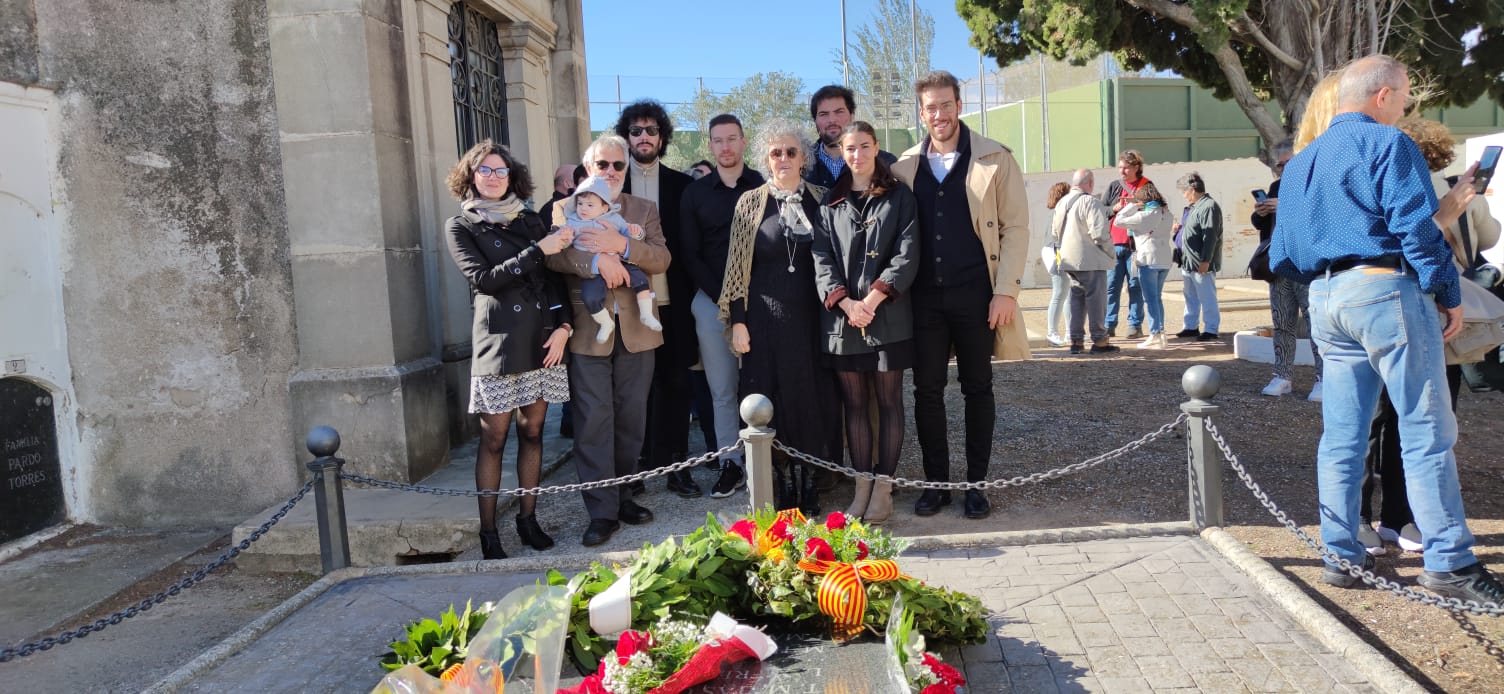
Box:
[565,176,660,343]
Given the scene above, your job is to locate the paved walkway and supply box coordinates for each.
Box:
[158,531,1385,693]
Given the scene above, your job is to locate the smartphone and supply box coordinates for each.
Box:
[1251,189,1268,203]
[1474,145,1501,194]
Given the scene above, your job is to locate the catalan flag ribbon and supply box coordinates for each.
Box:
[795,558,908,641]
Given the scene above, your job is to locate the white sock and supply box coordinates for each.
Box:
[591,309,615,343]
[638,296,662,331]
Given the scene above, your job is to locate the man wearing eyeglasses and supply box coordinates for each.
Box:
[891,70,1031,521]
[806,84,896,188]
[613,100,703,499]
[678,113,765,498]
[547,134,671,547]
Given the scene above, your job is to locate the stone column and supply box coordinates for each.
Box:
[548,0,590,164]
[498,21,559,172]
[270,0,448,481]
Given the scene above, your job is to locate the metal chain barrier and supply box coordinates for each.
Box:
[338,442,744,497]
[773,414,1189,491]
[1204,418,1504,616]
[0,478,318,663]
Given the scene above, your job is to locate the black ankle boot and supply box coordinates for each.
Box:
[515,513,555,551]
[797,464,821,517]
[478,528,507,560]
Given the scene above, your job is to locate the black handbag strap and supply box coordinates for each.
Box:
[1446,175,1477,270]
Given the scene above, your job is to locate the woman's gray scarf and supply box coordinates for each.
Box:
[769,186,813,241]
[461,194,526,225]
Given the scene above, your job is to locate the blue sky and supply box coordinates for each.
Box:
[580,0,988,129]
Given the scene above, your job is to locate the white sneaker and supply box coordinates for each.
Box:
[1138,333,1167,349]
[1307,380,1323,402]
[1261,376,1293,397]
[1047,333,1067,347]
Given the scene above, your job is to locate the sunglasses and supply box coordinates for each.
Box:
[476,165,509,178]
[769,147,801,160]
[594,160,627,172]
[628,125,660,137]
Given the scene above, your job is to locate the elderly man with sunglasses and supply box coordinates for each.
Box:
[547,134,671,547]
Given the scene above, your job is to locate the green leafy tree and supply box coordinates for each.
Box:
[956,0,1504,161]
[838,0,936,131]
[672,72,808,165]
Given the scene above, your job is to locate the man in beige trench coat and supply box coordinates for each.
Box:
[891,70,1031,521]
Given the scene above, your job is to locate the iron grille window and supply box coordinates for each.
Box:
[449,1,508,155]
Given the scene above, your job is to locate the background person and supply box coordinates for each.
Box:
[1043,181,1073,347]
[1175,172,1222,341]
[1100,150,1150,339]
[806,84,897,188]
[1052,169,1117,355]
[443,140,573,559]
[1270,54,1501,603]
[719,119,840,516]
[1113,182,1174,349]
[814,121,919,524]
[1253,139,1323,400]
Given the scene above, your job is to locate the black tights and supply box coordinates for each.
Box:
[476,400,548,531]
[835,370,905,476]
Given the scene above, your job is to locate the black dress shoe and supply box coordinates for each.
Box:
[1196,332,1220,342]
[618,499,654,525]
[797,464,821,517]
[963,490,992,519]
[1089,342,1121,354]
[1175,328,1201,338]
[515,513,555,551]
[666,470,703,498]
[1069,343,1085,355]
[627,480,646,496]
[581,519,620,547]
[914,489,952,517]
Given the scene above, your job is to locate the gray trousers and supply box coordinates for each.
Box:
[1269,275,1323,380]
[1067,270,1108,344]
[691,290,744,466]
[568,333,655,521]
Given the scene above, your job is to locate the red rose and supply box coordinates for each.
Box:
[924,654,965,687]
[921,684,952,694]
[825,512,847,530]
[579,672,610,694]
[728,519,757,545]
[855,540,869,561]
[804,537,836,562]
[616,630,653,661]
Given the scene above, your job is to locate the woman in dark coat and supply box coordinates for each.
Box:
[813,121,919,524]
[718,119,841,516]
[443,140,574,559]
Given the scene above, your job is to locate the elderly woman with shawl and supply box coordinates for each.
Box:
[718,119,841,517]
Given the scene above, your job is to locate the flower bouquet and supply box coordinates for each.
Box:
[373,584,572,694]
[558,613,776,694]
[886,593,967,694]
[736,508,986,644]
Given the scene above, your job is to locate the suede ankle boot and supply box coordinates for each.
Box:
[846,478,874,519]
[863,481,894,524]
[478,528,507,560]
[515,512,555,551]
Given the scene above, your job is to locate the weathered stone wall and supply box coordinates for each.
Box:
[0,0,38,85]
[26,1,300,525]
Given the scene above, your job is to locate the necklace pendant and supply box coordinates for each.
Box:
[787,264,796,273]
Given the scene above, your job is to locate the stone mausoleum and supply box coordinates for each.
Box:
[0,0,590,539]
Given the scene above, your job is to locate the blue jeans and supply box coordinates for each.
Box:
[1180,271,1220,334]
[1046,271,1070,335]
[1310,268,1475,572]
[1106,245,1143,329]
[1136,267,1169,334]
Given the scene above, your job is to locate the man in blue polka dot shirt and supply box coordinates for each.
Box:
[1270,55,1499,605]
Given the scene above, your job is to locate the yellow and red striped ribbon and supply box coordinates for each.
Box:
[795,558,908,641]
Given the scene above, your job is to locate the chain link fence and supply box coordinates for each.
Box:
[1206,419,1504,616]
[0,479,317,663]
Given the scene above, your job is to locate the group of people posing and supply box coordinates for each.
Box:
[1042,154,1225,354]
[445,72,1032,558]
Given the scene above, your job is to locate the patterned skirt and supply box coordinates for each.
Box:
[469,365,570,414]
